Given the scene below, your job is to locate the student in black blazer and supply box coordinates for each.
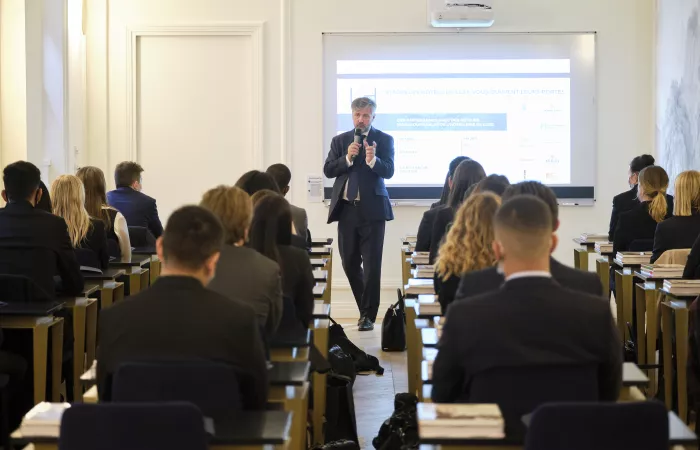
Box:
[434,192,500,313]
[0,162,84,297]
[608,154,656,241]
[612,166,673,256]
[249,195,314,334]
[432,196,621,416]
[651,170,700,262]
[453,181,603,305]
[51,175,110,271]
[684,233,700,279]
[97,206,268,409]
[107,161,163,238]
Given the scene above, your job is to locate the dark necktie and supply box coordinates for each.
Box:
[346,137,366,201]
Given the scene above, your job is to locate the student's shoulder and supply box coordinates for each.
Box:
[613,188,636,204]
[448,288,500,316]
[460,265,502,286]
[240,245,281,272]
[557,285,611,315]
[204,288,257,319]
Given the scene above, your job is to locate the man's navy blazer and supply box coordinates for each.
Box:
[107,187,163,238]
[323,128,395,223]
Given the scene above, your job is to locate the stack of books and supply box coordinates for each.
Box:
[640,264,684,279]
[417,302,442,316]
[580,233,608,242]
[412,265,435,279]
[403,235,418,245]
[662,279,700,296]
[412,252,430,265]
[20,402,71,437]
[595,242,613,254]
[405,278,436,295]
[418,403,505,439]
[614,252,651,266]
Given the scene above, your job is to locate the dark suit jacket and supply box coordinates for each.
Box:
[432,277,622,403]
[107,187,163,238]
[323,128,394,223]
[683,232,700,279]
[434,273,460,314]
[613,200,673,256]
[278,245,315,329]
[416,207,442,253]
[208,245,283,337]
[651,213,700,263]
[97,276,268,409]
[453,258,603,308]
[430,207,456,263]
[0,201,83,297]
[290,204,308,240]
[76,218,110,270]
[608,186,638,241]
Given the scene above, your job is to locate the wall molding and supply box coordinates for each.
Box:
[125,23,264,167]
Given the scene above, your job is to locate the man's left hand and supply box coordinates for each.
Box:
[364,140,376,164]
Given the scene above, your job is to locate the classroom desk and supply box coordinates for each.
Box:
[313,284,326,300]
[0,303,64,403]
[594,250,614,299]
[312,270,327,282]
[613,262,644,341]
[309,258,328,269]
[406,297,439,395]
[12,410,293,450]
[660,290,698,424]
[310,237,333,247]
[132,248,161,284]
[416,410,696,449]
[269,330,311,363]
[311,318,330,445]
[402,254,413,288]
[312,302,331,319]
[83,268,126,308]
[61,296,98,401]
[572,238,597,271]
[109,255,151,295]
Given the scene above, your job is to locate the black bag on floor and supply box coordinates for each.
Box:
[325,374,359,444]
[372,393,419,450]
[381,290,406,352]
[328,344,356,382]
[329,318,384,375]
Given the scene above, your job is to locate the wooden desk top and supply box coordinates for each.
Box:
[308,247,332,256]
[312,270,327,282]
[269,329,311,348]
[633,271,682,282]
[82,267,126,281]
[313,284,325,299]
[622,362,648,387]
[311,238,333,247]
[659,288,700,300]
[309,258,328,268]
[312,302,330,319]
[421,328,439,348]
[12,411,292,446]
[109,255,150,268]
[269,361,310,386]
[131,247,157,256]
[572,238,597,247]
[0,302,64,316]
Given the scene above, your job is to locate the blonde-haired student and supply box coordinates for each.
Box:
[651,170,700,262]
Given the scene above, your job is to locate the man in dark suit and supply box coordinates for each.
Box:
[452,181,603,307]
[432,196,622,411]
[97,205,268,409]
[0,161,84,297]
[323,97,394,331]
[107,161,163,238]
[266,163,309,242]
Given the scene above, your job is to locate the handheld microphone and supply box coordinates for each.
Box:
[352,128,363,161]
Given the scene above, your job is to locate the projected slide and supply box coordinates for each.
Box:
[335,59,571,186]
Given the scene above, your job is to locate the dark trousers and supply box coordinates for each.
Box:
[337,202,385,321]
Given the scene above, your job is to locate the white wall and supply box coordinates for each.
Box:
[82,0,654,317]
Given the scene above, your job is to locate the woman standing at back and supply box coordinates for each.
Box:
[76,166,131,259]
[51,175,109,270]
[612,166,673,256]
[652,170,700,262]
[434,192,501,313]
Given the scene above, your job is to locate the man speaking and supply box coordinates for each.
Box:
[324,97,395,331]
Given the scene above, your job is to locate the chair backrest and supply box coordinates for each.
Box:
[128,226,156,248]
[468,364,599,437]
[656,248,692,265]
[111,361,243,419]
[524,401,668,450]
[75,247,101,270]
[58,402,208,450]
[0,273,53,303]
[0,245,58,299]
[629,239,654,252]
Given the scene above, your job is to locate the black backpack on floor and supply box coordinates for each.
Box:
[329,318,385,375]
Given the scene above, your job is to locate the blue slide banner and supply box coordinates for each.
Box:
[337,113,507,132]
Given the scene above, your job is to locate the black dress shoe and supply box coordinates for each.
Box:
[358,317,374,331]
[357,315,365,326]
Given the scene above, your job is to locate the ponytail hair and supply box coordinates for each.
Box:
[638,166,669,223]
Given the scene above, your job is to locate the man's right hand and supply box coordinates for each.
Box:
[347,142,360,162]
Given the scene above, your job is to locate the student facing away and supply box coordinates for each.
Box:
[107,161,163,239]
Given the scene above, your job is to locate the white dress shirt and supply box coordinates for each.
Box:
[342,127,377,201]
[505,270,552,281]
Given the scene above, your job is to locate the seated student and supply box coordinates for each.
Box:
[432,196,622,421]
[430,156,470,210]
[417,156,470,251]
[470,174,510,198]
[235,170,280,195]
[251,190,308,250]
[455,181,603,300]
[608,154,657,241]
[36,180,52,212]
[612,165,673,256]
[249,195,314,335]
[651,170,700,262]
[434,192,500,313]
[107,161,163,239]
[0,161,83,297]
[266,163,310,241]
[684,233,700,279]
[51,175,109,271]
[201,186,283,337]
[97,205,268,409]
[77,166,132,259]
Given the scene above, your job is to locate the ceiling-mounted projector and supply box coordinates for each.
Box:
[429,1,495,28]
